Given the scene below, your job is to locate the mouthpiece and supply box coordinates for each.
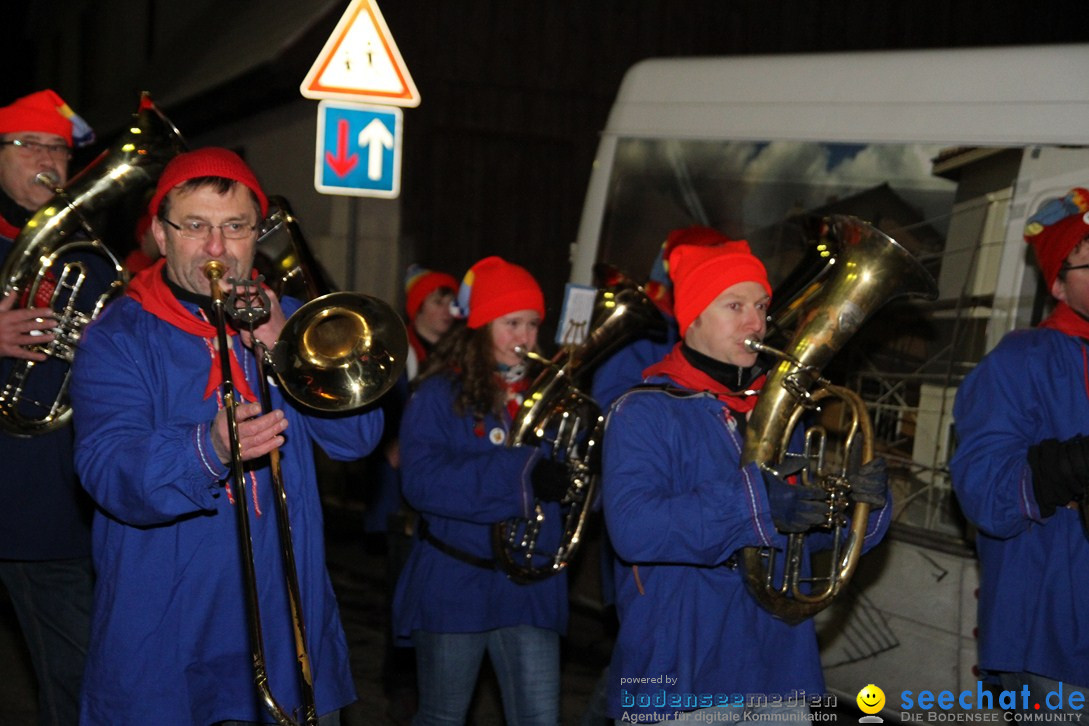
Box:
[513,345,549,366]
[203,261,227,282]
[745,338,770,354]
[34,171,61,191]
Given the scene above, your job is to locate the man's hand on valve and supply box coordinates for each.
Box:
[0,292,55,361]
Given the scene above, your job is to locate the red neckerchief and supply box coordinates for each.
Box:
[126,258,257,403]
[1039,302,1089,403]
[0,215,19,240]
[1040,302,1089,340]
[642,342,766,414]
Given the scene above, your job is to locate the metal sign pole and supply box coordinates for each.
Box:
[346,199,359,292]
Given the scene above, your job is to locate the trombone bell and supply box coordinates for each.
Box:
[271,291,408,412]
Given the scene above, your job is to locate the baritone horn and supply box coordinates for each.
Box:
[495,264,666,582]
[740,215,937,624]
[0,91,185,435]
[204,200,406,725]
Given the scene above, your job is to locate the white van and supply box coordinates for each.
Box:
[570,44,1089,714]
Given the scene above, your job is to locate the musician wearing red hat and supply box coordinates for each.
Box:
[581,225,738,723]
[0,88,97,726]
[393,255,567,726]
[403,264,458,381]
[951,187,1089,716]
[601,241,890,723]
[591,225,732,409]
[68,147,386,724]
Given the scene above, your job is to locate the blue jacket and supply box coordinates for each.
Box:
[392,374,568,640]
[950,327,1089,686]
[0,231,109,560]
[70,292,384,725]
[602,377,890,719]
[590,319,677,409]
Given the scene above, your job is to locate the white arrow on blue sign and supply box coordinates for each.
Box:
[314,100,402,198]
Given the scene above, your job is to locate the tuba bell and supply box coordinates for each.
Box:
[739,215,937,624]
[494,264,667,582]
[0,92,185,435]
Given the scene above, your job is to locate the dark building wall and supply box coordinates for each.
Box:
[369,0,1086,318]
[4,1,1086,319]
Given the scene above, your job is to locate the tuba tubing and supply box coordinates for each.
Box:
[739,215,937,624]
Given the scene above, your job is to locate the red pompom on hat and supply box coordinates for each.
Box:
[669,240,772,337]
[148,147,268,219]
[404,264,459,323]
[1023,187,1089,289]
[0,89,78,145]
[459,256,545,329]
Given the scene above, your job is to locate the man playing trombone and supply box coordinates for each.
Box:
[69,148,385,725]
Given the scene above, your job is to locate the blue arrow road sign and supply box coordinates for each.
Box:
[314,100,402,198]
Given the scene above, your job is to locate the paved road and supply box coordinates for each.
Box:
[0,506,608,726]
[0,504,864,725]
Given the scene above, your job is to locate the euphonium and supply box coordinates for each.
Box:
[494,264,667,582]
[0,92,185,435]
[739,215,937,624]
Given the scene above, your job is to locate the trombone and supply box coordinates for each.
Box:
[202,208,406,724]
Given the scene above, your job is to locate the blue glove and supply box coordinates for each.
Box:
[762,471,829,533]
[848,457,888,508]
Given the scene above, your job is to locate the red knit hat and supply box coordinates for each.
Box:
[669,240,771,337]
[458,256,545,329]
[0,89,79,145]
[1024,187,1089,289]
[148,147,268,219]
[404,264,459,323]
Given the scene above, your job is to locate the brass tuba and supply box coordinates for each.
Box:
[739,215,937,624]
[0,92,185,435]
[494,264,666,582]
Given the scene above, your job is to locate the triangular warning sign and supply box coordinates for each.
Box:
[301,0,420,107]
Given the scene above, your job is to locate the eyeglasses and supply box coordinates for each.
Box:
[160,217,257,241]
[0,139,72,160]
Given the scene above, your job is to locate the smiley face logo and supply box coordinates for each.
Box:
[856,684,885,715]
